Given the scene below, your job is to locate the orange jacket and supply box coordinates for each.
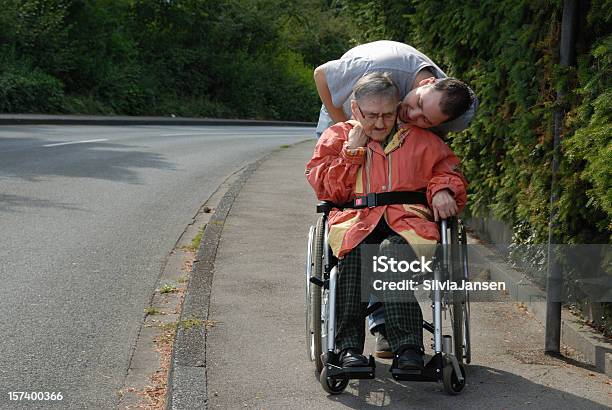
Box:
[305,122,467,258]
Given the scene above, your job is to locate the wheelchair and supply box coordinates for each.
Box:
[305,196,471,395]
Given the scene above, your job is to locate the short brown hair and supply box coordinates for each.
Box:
[433,78,474,122]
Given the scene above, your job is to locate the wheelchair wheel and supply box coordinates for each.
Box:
[306,216,325,373]
[442,362,466,395]
[320,367,349,394]
[449,219,470,364]
[459,222,471,364]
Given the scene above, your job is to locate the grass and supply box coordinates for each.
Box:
[156,319,202,331]
[191,227,204,251]
[158,283,178,294]
[144,307,162,315]
[179,319,203,330]
[181,224,206,252]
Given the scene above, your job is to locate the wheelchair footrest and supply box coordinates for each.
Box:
[391,353,443,382]
[325,355,376,380]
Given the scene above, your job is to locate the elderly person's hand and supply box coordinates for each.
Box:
[346,120,369,149]
[432,189,458,221]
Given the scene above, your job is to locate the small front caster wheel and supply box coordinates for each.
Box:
[319,367,349,394]
[443,362,466,395]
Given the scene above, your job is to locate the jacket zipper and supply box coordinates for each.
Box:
[383,151,393,227]
[365,148,372,194]
[387,153,392,192]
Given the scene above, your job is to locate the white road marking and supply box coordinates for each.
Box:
[43,139,109,147]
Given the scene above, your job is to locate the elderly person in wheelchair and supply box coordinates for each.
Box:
[305,71,469,374]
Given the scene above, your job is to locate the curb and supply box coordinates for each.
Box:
[0,114,316,127]
[469,243,612,377]
[164,142,308,409]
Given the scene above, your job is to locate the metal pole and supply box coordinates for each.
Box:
[545,0,577,354]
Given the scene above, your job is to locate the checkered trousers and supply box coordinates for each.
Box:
[334,233,424,354]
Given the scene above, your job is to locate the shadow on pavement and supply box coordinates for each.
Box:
[0,136,175,184]
[0,193,84,213]
[321,363,608,409]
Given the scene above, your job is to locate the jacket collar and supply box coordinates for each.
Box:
[367,125,412,156]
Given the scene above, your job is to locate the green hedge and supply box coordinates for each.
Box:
[334,0,610,331]
[334,0,610,244]
[394,0,611,245]
[0,0,332,120]
[403,0,611,331]
[563,33,612,239]
[0,67,65,113]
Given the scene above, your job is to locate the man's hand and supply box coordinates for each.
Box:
[431,189,458,221]
[347,122,368,149]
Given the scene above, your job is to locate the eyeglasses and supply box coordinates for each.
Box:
[356,103,397,122]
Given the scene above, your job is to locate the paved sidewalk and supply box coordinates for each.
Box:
[204,141,611,409]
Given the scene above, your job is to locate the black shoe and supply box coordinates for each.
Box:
[339,348,369,368]
[373,326,393,359]
[395,348,424,370]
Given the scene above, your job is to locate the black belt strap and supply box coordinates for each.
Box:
[340,191,428,209]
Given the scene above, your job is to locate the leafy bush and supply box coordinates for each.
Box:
[564,35,612,240]
[329,0,610,332]
[0,67,64,113]
[0,0,337,121]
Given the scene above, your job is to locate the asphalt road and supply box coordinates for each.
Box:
[0,125,312,409]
